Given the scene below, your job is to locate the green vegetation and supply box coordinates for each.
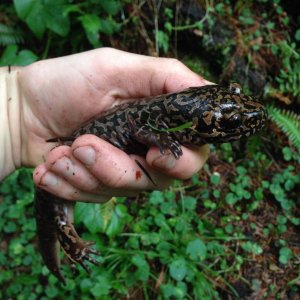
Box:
[1,0,300,299]
[268,106,300,151]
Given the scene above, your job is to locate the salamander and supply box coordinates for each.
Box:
[34,84,267,282]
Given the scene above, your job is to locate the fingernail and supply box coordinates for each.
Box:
[73,146,96,165]
[53,156,74,177]
[152,153,176,170]
[41,172,58,186]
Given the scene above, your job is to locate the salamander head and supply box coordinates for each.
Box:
[183,84,267,143]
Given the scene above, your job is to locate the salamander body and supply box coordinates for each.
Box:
[35,84,266,281]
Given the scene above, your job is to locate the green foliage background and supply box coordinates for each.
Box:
[1,0,300,299]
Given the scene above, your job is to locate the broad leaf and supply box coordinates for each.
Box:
[186,238,207,261]
[78,14,102,47]
[0,45,37,66]
[99,0,122,15]
[169,258,187,281]
[14,0,70,38]
[105,204,129,237]
[75,203,105,234]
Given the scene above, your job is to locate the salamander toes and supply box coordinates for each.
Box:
[56,222,99,275]
[156,135,183,159]
[68,240,99,268]
[169,140,183,159]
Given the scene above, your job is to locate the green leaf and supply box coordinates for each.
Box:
[91,275,111,297]
[105,204,129,237]
[213,189,220,198]
[13,0,35,19]
[203,199,217,209]
[9,240,24,255]
[186,238,207,261]
[45,285,59,298]
[279,247,293,264]
[149,190,164,205]
[169,258,187,281]
[182,196,197,211]
[254,188,264,201]
[162,282,187,298]
[15,274,37,285]
[154,213,166,227]
[0,44,17,63]
[79,14,102,47]
[13,49,38,65]
[175,218,188,233]
[210,173,221,185]
[295,29,300,41]
[75,203,105,234]
[80,278,93,293]
[282,147,293,161]
[79,14,101,33]
[161,283,176,298]
[194,272,218,299]
[157,30,169,53]
[100,18,120,36]
[161,201,177,215]
[131,254,150,281]
[14,0,70,38]
[157,241,171,260]
[0,45,37,66]
[99,0,121,15]
[44,1,70,37]
[225,192,238,205]
[165,21,173,32]
[266,21,275,30]
[236,166,247,176]
[242,241,263,255]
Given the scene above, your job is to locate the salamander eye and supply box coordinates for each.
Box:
[228,83,241,95]
[220,114,242,129]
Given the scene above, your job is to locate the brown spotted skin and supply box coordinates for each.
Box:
[70,85,266,155]
[35,84,266,281]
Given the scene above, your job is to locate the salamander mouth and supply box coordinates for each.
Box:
[242,109,267,132]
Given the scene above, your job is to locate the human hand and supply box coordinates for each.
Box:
[18,48,210,202]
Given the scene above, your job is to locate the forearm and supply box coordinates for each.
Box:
[0,66,22,181]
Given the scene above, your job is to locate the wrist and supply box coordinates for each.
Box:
[0,66,22,181]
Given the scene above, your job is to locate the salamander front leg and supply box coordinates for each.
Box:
[128,116,183,159]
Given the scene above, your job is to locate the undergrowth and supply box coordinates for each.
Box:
[0,0,300,299]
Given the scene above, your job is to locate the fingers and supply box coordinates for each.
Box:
[33,135,172,202]
[70,135,170,190]
[146,144,210,180]
[33,135,209,202]
[42,146,100,191]
[33,164,110,203]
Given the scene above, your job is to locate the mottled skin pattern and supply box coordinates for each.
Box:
[35,84,266,282]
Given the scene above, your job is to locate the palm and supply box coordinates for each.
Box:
[21,50,152,165]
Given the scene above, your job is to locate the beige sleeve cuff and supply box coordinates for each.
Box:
[0,66,22,181]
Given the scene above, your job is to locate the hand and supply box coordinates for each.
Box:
[19,48,210,202]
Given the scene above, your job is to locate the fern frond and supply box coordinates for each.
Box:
[268,105,300,151]
[0,23,23,46]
